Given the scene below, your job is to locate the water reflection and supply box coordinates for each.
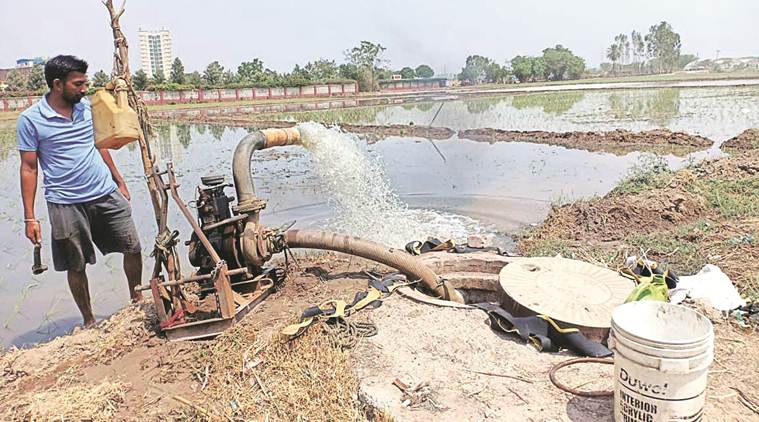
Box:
[608,88,680,126]
[511,91,585,114]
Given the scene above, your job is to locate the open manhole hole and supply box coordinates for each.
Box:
[407,252,634,341]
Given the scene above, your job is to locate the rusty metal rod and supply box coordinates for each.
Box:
[203,214,248,231]
[135,267,250,291]
[167,162,222,264]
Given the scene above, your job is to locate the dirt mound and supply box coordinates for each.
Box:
[526,186,706,244]
[458,128,713,156]
[699,151,759,178]
[340,124,455,140]
[722,128,759,152]
[518,150,759,296]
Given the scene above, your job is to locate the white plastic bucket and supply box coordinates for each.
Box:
[608,301,714,422]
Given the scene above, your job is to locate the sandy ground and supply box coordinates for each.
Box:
[353,294,758,422]
[2,252,757,421]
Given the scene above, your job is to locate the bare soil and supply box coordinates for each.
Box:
[458,128,714,156]
[518,150,759,294]
[339,124,455,141]
[2,252,757,421]
[722,128,759,152]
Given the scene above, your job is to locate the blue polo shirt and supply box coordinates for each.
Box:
[17,95,117,204]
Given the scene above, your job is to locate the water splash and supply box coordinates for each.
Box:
[297,122,486,247]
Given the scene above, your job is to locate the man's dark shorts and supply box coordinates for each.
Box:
[47,190,142,272]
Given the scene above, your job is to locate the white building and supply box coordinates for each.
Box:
[138,29,173,78]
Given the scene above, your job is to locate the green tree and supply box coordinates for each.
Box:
[399,66,416,79]
[133,69,148,90]
[511,56,546,82]
[511,56,532,82]
[486,62,509,83]
[151,68,166,85]
[345,41,387,91]
[92,70,109,87]
[203,61,225,86]
[631,30,646,73]
[606,43,621,74]
[541,45,585,81]
[645,21,681,73]
[186,71,203,87]
[338,63,360,80]
[261,68,282,85]
[459,55,495,84]
[27,64,47,91]
[237,59,265,83]
[222,70,238,86]
[5,69,28,91]
[615,34,630,65]
[289,64,311,82]
[304,59,339,81]
[415,64,434,78]
[170,58,185,84]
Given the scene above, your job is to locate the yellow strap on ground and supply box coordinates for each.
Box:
[537,315,579,334]
[618,267,653,285]
[281,317,314,336]
[318,300,347,319]
[495,317,518,334]
[351,288,382,311]
[529,336,544,351]
[386,279,421,293]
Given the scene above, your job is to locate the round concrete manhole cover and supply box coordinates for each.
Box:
[499,257,634,332]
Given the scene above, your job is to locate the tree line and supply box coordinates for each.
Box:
[1,41,435,94]
[124,40,436,92]
[458,44,586,84]
[604,21,695,75]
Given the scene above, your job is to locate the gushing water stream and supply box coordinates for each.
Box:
[298,122,487,248]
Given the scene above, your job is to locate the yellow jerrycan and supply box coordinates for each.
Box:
[91,78,141,149]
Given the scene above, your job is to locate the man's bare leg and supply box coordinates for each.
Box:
[124,252,143,302]
[67,270,96,327]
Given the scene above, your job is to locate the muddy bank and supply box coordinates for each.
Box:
[458,128,713,156]
[722,128,759,152]
[518,149,759,292]
[340,124,455,140]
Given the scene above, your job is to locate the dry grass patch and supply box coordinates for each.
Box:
[189,318,365,421]
[9,377,128,421]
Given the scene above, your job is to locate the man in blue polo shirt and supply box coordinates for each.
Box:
[18,55,142,328]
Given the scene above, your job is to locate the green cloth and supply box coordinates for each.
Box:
[625,274,669,303]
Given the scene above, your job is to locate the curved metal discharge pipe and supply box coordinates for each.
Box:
[232,127,465,303]
[284,229,464,303]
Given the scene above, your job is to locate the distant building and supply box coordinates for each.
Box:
[16,57,46,68]
[684,57,759,72]
[138,29,173,78]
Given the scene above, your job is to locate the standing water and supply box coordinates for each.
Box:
[298,122,487,247]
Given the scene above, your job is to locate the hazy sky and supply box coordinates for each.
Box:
[1,1,757,76]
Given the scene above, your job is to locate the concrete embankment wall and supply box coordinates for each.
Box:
[0,82,359,112]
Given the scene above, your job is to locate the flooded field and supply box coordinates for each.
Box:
[262,86,759,142]
[1,84,758,347]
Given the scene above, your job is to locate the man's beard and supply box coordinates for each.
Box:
[62,91,84,105]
